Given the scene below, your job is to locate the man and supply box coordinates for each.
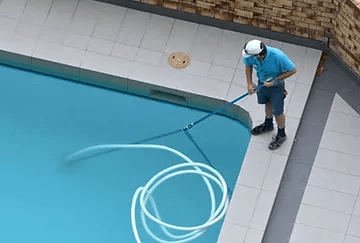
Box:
[242,39,296,150]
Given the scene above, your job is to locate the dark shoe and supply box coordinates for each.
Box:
[268,135,287,150]
[251,123,274,135]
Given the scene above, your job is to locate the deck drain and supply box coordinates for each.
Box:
[168,52,190,69]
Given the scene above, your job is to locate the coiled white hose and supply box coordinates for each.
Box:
[64,144,229,243]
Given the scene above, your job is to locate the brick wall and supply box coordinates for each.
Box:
[330,0,360,77]
[136,0,360,77]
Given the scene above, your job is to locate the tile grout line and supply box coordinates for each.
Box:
[318,145,359,157]
[70,0,80,20]
[44,0,54,24]
[312,164,360,178]
[294,222,348,236]
[322,127,360,138]
[301,202,356,216]
[315,146,360,158]
[328,108,360,118]
[305,183,360,197]
[110,8,128,57]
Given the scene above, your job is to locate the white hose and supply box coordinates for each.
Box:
[64,144,229,243]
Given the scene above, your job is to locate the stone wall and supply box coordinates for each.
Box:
[330,0,360,77]
[134,0,360,77]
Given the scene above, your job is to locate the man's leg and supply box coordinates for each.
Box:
[268,87,287,150]
[251,101,274,135]
[264,101,274,127]
[265,101,273,117]
[275,113,285,129]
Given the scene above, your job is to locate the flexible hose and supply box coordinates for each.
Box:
[64,144,229,243]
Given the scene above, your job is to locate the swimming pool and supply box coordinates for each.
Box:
[0,64,251,243]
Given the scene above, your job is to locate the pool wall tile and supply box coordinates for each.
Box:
[128,62,165,84]
[0,49,32,70]
[79,68,128,93]
[32,57,80,81]
[176,75,230,100]
[186,93,251,128]
[126,78,154,98]
[127,69,189,106]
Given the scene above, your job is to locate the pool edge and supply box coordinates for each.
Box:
[0,49,253,130]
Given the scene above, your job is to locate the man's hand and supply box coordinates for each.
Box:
[264,81,274,87]
[247,82,256,95]
[264,77,276,87]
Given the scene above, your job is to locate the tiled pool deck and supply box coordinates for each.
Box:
[0,1,359,243]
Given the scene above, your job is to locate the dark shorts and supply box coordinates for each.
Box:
[257,82,285,116]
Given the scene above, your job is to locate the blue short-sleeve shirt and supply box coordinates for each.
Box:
[242,46,295,84]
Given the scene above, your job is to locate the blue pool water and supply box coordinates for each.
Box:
[0,64,250,243]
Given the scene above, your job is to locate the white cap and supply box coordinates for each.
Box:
[242,39,263,58]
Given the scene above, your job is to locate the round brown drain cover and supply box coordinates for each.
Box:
[168,52,190,69]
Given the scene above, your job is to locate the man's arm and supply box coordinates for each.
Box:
[245,65,256,94]
[245,65,253,84]
[265,68,297,87]
[275,68,297,82]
